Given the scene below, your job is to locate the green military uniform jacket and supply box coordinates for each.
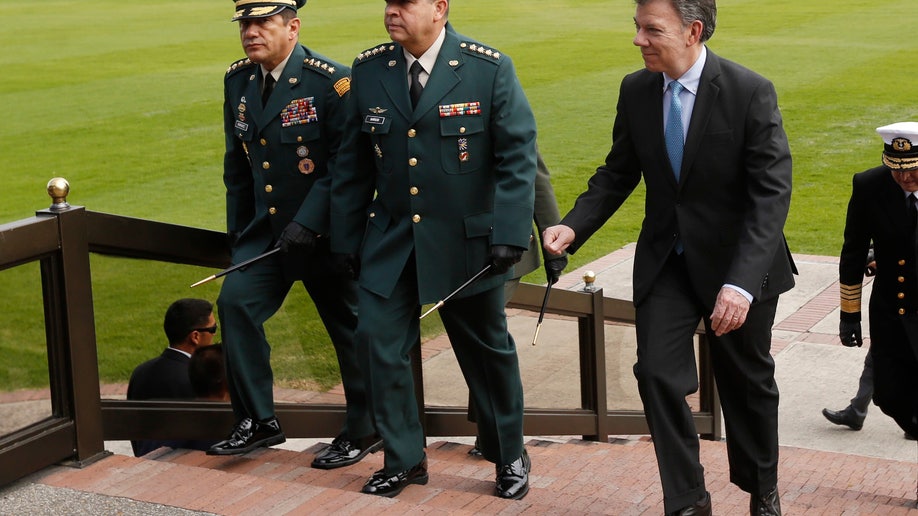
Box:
[331,25,537,304]
[224,44,351,267]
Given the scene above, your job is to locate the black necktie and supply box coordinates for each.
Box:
[262,73,276,106]
[409,61,424,108]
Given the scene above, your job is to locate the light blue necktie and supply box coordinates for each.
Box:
[665,81,685,181]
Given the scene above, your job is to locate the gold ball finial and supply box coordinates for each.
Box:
[582,270,596,292]
[47,177,71,211]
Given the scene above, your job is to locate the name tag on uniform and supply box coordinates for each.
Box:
[365,115,386,125]
[235,120,249,131]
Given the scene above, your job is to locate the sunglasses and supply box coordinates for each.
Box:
[193,325,218,334]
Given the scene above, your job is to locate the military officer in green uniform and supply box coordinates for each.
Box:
[330,0,537,500]
[209,0,381,468]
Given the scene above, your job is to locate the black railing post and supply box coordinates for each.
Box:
[37,203,108,466]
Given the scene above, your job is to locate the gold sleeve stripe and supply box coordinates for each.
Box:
[334,77,350,98]
[840,283,862,314]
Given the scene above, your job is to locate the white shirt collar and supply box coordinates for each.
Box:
[261,48,295,84]
[663,45,707,95]
[167,347,191,358]
[403,26,446,79]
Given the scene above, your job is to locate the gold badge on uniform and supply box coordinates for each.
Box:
[458,138,469,162]
[298,158,315,174]
[374,144,383,159]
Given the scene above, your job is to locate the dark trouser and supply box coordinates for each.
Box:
[850,352,873,416]
[217,246,372,440]
[634,253,779,514]
[357,257,525,474]
[873,314,918,436]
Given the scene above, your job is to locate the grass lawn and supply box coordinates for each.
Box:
[1,0,917,391]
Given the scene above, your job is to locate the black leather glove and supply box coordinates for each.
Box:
[334,253,360,280]
[544,255,568,285]
[839,320,863,347]
[489,245,525,275]
[275,222,317,254]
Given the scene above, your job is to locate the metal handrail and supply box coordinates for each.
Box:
[0,189,720,486]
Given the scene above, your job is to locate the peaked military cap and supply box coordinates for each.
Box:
[878,122,918,172]
[231,0,305,22]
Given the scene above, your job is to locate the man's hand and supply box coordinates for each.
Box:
[542,225,576,256]
[334,253,360,280]
[710,287,751,336]
[839,320,863,347]
[544,255,568,285]
[489,245,525,274]
[276,222,317,254]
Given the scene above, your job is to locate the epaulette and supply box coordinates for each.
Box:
[303,57,339,77]
[226,57,256,76]
[459,41,502,62]
[355,44,396,64]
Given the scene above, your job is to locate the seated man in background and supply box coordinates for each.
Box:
[127,298,217,457]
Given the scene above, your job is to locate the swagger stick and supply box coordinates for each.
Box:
[419,264,493,320]
[530,277,556,346]
[190,247,282,288]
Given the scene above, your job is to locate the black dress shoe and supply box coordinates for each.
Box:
[821,406,864,430]
[670,491,711,516]
[468,436,482,457]
[495,449,530,500]
[750,487,781,516]
[206,417,285,456]
[311,433,383,469]
[361,457,428,497]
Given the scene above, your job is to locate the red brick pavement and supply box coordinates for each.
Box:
[32,438,917,515]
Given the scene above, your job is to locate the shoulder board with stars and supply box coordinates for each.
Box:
[303,57,339,77]
[355,44,396,64]
[226,57,256,76]
[459,42,502,61]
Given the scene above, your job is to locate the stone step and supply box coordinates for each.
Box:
[34,438,917,514]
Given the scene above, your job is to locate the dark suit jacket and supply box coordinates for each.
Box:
[127,348,200,457]
[561,49,795,308]
[840,167,918,351]
[127,348,194,401]
[332,25,537,304]
[840,166,918,435]
[224,44,351,275]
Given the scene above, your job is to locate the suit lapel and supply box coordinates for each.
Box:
[640,74,673,188]
[380,49,413,121]
[681,51,721,188]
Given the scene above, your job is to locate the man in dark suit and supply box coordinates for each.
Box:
[127,298,217,456]
[543,0,794,514]
[837,122,918,441]
[210,0,380,467]
[330,0,536,500]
